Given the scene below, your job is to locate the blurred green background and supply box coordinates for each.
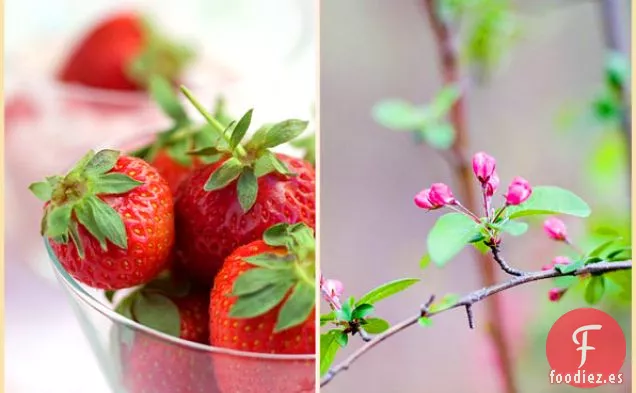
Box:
[320,0,631,392]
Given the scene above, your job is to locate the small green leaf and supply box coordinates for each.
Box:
[46,204,73,238]
[499,220,529,236]
[336,300,353,321]
[243,253,292,269]
[606,247,631,260]
[419,122,456,150]
[320,312,336,326]
[275,282,315,332]
[204,158,243,191]
[419,253,431,270]
[335,332,349,348]
[105,290,116,303]
[555,259,584,274]
[554,275,577,288]
[372,99,427,130]
[363,318,390,334]
[85,149,120,175]
[85,196,128,249]
[356,278,419,306]
[506,186,591,219]
[351,304,375,320]
[75,201,108,250]
[429,85,461,117]
[232,268,294,296]
[68,221,85,258]
[229,281,293,319]
[263,223,290,247]
[93,173,143,195]
[253,152,276,177]
[427,213,481,266]
[230,109,253,149]
[429,294,460,313]
[467,232,486,243]
[148,75,188,122]
[261,120,309,148]
[584,256,604,265]
[29,181,53,202]
[418,317,433,327]
[584,276,606,305]
[132,292,181,337]
[320,331,341,376]
[237,167,258,212]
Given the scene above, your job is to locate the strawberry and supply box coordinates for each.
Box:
[58,12,193,91]
[210,223,316,393]
[114,273,218,393]
[172,87,316,284]
[129,77,232,193]
[30,149,174,290]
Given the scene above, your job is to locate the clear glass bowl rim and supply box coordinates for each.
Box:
[46,240,316,361]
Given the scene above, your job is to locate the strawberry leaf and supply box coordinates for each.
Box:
[229,281,294,319]
[244,253,293,268]
[230,109,253,149]
[93,173,143,195]
[29,181,53,202]
[231,267,294,296]
[68,221,85,258]
[132,292,181,337]
[263,223,291,247]
[253,152,276,177]
[148,75,188,123]
[75,201,108,250]
[204,158,243,191]
[85,150,120,175]
[260,119,308,148]
[85,196,128,249]
[46,204,73,238]
[237,167,258,212]
[275,281,315,332]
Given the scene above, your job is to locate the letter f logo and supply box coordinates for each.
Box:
[572,324,602,368]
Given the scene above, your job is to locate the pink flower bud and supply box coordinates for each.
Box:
[472,152,497,183]
[504,176,532,206]
[414,189,438,210]
[542,256,570,271]
[428,183,456,206]
[548,288,566,302]
[484,172,500,197]
[320,275,344,310]
[543,217,568,241]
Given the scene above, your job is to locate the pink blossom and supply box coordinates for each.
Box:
[472,151,497,183]
[428,183,456,206]
[543,217,568,241]
[542,256,571,271]
[320,275,344,310]
[414,189,438,210]
[504,176,532,206]
[548,288,566,302]
[484,172,500,197]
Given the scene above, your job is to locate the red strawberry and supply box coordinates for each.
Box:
[30,149,174,290]
[115,273,218,393]
[58,12,193,91]
[209,223,316,393]
[173,87,316,284]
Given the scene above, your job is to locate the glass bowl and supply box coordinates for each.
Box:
[46,241,316,393]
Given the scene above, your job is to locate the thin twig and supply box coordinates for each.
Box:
[489,245,525,276]
[421,1,518,391]
[321,260,631,387]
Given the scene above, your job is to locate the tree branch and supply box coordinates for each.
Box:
[421,1,518,391]
[321,260,631,387]
[489,245,525,276]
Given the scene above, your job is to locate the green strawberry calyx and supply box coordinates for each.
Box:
[129,76,229,168]
[229,222,316,333]
[126,15,195,89]
[180,85,310,213]
[114,271,190,338]
[28,149,142,258]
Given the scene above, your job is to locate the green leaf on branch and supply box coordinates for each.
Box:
[506,186,591,219]
[372,100,427,130]
[606,271,631,301]
[419,253,432,270]
[335,331,349,348]
[418,122,456,150]
[351,304,375,320]
[429,293,460,313]
[606,246,631,261]
[418,317,433,327]
[554,259,584,274]
[356,278,420,306]
[363,318,390,334]
[554,275,577,289]
[584,276,606,305]
[320,331,342,376]
[320,312,336,326]
[586,238,621,258]
[427,213,481,266]
[498,220,528,236]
